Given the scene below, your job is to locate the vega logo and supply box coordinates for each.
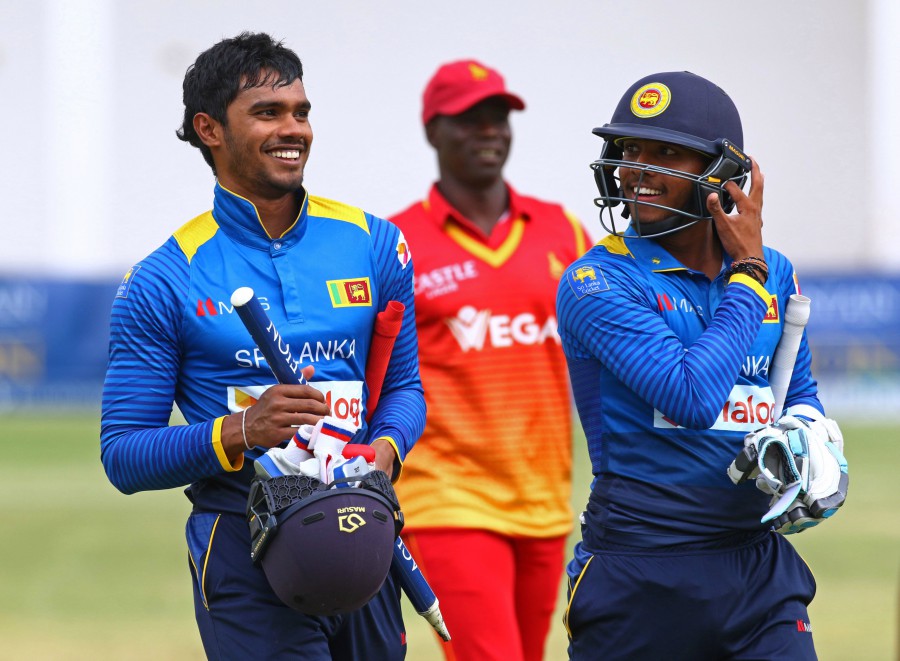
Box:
[446,306,559,352]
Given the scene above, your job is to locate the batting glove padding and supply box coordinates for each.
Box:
[727,415,849,533]
[256,416,373,485]
[727,422,807,496]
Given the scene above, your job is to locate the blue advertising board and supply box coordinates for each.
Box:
[0,274,898,418]
[801,274,900,417]
[0,278,116,410]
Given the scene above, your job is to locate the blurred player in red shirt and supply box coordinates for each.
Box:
[391,60,590,661]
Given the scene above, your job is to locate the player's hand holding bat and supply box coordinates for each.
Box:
[224,365,331,462]
[728,415,849,533]
[769,416,848,534]
[727,419,806,497]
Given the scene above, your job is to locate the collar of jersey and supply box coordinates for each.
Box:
[212,182,309,251]
[622,227,691,273]
[425,182,534,230]
[423,183,532,267]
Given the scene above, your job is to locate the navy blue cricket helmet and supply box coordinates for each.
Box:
[246,471,402,616]
[591,71,752,238]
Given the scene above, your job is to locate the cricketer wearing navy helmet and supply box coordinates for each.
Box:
[557,71,848,660]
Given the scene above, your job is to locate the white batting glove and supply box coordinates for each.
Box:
[727,415,849,533]
[254,424,319,480]
[785,416,849,523]
[329,455,375,488]
[306,416,357,484]
[727,422,807,497]
[254,446,320,480]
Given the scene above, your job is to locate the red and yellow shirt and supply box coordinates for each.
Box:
[391,184,589,537]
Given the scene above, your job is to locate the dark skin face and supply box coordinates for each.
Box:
[617,138,766,280]
[425,97,513,235]
[194,77,404,474]
[618,138,709,224]
[426,97,511,190]
[193,75,312,236]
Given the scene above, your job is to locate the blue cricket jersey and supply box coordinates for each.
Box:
[556,230,823,546]
[101,183,425,514]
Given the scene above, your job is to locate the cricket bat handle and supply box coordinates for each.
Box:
[770,294,811,420]
[231,287,307,385]
[392,538,451,641]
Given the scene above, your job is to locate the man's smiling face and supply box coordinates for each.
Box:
[215,74,313,201]
[617,138,709,224]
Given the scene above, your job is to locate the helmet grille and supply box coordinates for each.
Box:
[264,474,326,512]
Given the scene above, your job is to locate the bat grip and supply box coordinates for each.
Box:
[770,294,811,420]
[231,287,306,385]
[365,301,405,422]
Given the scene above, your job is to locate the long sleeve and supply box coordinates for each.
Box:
[100,242,240,494]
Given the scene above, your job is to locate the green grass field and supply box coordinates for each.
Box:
[0,413,896,660]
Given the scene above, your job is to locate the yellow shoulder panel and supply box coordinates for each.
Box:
[309,196,370,234]
[173,211,219,264]
[598,234,632,257]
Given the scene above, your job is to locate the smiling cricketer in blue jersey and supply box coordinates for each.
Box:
[100,32,424,660]
[557,72,846,661]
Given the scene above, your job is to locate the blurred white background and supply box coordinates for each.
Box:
[2,0,897,278]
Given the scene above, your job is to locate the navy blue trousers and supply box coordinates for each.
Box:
[564,531,817,660]
[187,511,406,660]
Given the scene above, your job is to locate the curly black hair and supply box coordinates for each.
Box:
[175,32,303,174]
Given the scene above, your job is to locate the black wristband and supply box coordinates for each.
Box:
[725,257,768,286]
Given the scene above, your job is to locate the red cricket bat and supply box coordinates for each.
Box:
[365,300,405,422]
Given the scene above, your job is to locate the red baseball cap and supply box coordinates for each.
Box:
[421,59,525,125]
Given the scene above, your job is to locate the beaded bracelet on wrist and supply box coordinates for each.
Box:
[725,257,768,286]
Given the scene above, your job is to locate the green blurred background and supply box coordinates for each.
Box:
[1,414,896,660]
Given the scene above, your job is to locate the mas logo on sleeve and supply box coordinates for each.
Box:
[566,263,610,299]
[327,277,372,307]
[116,265,141,299]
